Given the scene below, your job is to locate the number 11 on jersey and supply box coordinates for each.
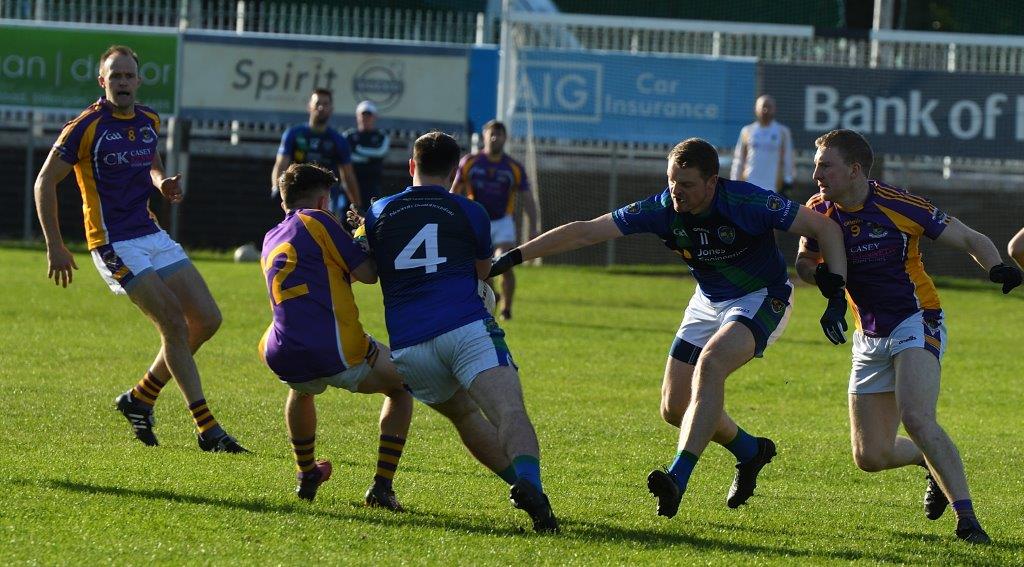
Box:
[396,223,448,273]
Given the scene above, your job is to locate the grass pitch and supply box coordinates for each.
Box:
[1,245,1022,564]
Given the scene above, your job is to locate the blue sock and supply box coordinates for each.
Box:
[952,499,976,521]
[667,450,699,492]
[512,455,542,491]
[724,427,759,463]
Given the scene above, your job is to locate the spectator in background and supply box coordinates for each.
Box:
[345,100,390,211]
[1009,227,1024,269]
[272,88,361,215]
[731,95,795,197]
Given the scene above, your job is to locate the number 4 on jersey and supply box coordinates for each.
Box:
[396,223,448,273]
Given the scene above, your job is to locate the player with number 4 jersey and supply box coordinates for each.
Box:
[363,131,559,533]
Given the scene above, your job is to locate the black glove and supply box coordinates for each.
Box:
[820,294,848,345]
[489,248,523,279]
[989,263,1023,294]
[813,263,846,299]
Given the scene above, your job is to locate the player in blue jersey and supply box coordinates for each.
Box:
[272,88,361,214]
[490,138,849,518]
[362,131,558,533]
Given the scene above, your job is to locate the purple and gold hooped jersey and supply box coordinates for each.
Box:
[453,152,530,220]
[804,180,949,337]
[53,98,162,249]
[259,208,370,383]
[612,180,798,302]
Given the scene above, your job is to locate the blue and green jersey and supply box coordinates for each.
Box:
[611,179,798,301]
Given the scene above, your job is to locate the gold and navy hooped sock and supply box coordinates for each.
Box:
[130,371,167,408]
[189,399,225,439]
[374,435,406,488]
[292,435,317,476]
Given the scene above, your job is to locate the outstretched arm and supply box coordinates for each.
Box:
[786,206,846,281]
[34,150,78,287]
[937,218,1003,271]
[937,218,1021,293]
[489,213,623,277]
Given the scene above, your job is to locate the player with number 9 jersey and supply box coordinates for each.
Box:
[363,185,494,350]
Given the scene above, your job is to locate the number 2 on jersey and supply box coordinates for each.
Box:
[396,223,447,273]
[263,242,309,305]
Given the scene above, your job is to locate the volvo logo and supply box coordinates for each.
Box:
[352,60,404,112]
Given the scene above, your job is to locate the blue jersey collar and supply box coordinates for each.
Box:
[405,184,449,194]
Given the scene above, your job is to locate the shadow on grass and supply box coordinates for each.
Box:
[523,316,668,336]
[21,478,985,561]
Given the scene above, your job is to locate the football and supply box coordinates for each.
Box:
[477,279,497,314]
[233,243,260,263]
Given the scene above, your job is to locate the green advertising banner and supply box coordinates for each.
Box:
[0,23,178,114]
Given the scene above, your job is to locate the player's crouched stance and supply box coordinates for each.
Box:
[491,138,850,519]
[259,163,413,507]
[797,129,1023,544]
[363,132,558,533]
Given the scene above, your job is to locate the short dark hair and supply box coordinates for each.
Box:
[482,120,506,135]
[413,131,461,178]
[667,138,720,180]
[311,88,333,101]
[279,163,337,208]
[98,45,139,73]
[815,129,873,176]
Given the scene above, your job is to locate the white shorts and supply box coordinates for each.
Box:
[490,215,516,248]
[671,284,793,363]
[849,311,946,394]
[391,318,514,405]
[91,230,191,295]
[286,339,380,395]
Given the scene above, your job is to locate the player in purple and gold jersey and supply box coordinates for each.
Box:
[259,163,413,507]
[796,129,1022,544]
[490,138,849,519]
[34,45,247,453]
[452,120,539,320]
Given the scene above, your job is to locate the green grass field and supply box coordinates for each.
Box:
[2,245,1022,564]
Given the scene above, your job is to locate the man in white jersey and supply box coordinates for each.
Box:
[731,95,795,196]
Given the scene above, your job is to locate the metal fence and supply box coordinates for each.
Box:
[0,0,489,42]
[505,12,1024,74]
